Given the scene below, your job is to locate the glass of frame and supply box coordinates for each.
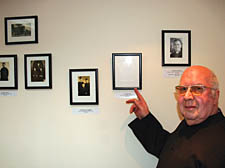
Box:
[69,69,99,105]
[162,30,191,66]
[4,15,38,45]
[112,53,142,90]
[0,55,18,89]
[24,53,52,89]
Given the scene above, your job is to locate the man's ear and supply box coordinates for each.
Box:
[213,90,220,105]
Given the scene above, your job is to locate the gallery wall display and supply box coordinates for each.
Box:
[162,30,191,66]
[24,53,52,89]
[5,15,38,45]
[0,55,18,89]
[112,53,142,90]
[69,69,99,105]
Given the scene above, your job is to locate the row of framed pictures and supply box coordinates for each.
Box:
[0,54,52,89]
[0,49,190,105]
[0,53,140,105]
[0,53,98,105]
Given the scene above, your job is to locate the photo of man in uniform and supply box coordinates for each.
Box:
[0,62,9,81]
[31,60,45,82]
[78,76,90,96]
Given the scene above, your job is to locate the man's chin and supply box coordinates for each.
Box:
[182,110,197,120]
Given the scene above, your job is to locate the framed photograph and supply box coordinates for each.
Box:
[162,30,191,66]
[69,69,99,105]
[0,55,18,89]
[24,53,52,89]
[112,53,142,90]
[5,15,38,45]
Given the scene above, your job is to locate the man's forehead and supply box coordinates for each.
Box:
[180,66,212,85]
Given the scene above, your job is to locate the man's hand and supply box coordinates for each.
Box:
[126,88,150,119]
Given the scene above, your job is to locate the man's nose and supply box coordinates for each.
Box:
[184,87,194,100]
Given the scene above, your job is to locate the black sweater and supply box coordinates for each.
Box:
[129,109,225,168]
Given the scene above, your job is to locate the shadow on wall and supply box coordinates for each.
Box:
[174,92,184,120]
[121,115,158,168]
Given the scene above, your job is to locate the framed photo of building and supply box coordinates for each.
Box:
[162,30,191,66]
[112,53,142,90]
[69,69,99,105]
[0,55,18,89]
[24,53,52,89]
[5,15,38,45]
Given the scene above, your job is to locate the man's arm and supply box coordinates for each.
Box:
[128,113,170,158]
[126,88,170,157]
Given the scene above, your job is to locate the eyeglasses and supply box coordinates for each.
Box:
[175,85,217,96]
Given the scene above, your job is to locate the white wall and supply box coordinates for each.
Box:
[0,0,225,167]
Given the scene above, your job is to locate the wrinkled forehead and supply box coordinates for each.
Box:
[180,67,212,86]
[174,40,181,45]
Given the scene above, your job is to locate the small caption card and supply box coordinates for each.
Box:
[72,107,99,114]
[163,68,185,78]
[114,91,137,99]
[0,91,17,96]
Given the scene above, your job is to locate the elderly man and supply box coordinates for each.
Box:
[126,65,225,168]
[170,38,183,58]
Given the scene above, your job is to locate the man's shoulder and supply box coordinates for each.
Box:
[216,110,225,128]
[218,116,225,130]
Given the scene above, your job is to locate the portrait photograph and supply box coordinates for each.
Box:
[78,76,90,96]
[162,30,191,66]
[170,38,183,58]
[0,62,10,81]
[5,15,38,44]
[31,60,46,82]
[0,55,18,89]
[69,69,98,105]
[24,53,52,89]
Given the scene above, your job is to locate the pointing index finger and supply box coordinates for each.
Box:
[134,88,144,101]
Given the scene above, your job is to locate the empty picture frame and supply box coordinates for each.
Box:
[69,69,99,105]
[5,15,38,45]
[162,30,191,66]
[112,53,142,90]
[0,55,18,89]
[24,53,52,89]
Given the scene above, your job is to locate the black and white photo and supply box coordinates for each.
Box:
[24,54,52,89]
[5,16,38,44]
[170,38,183,58]
[0,55,17,89]
[162,30,191,66]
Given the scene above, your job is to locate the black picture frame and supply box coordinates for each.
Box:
[69,69,99,105]
[162,30,191,66]
[24,53,52,89]
[112,53,142,90]
[5,15,38,45]
[0,55,18,89]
